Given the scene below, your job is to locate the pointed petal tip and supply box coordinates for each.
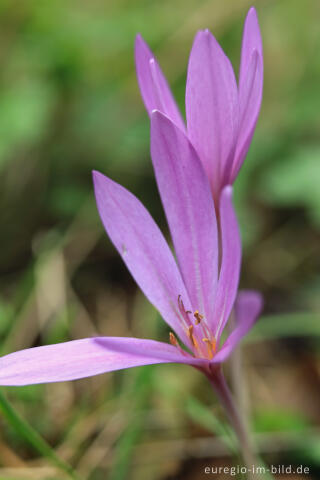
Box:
[92,169,105,186]
[134,33,185,131]
[150,110,163,128]
[248,6,258,16]
[92,170,114,196]
[150,109,172,125]
[135,33,145,47]
[244,6,262,43]
[92,169,101,184]
[245,7,259,27]
[134,33,152,60]
[151,108,168,119]
[151,109,162,122]
[193,29,210,44]
[196,28,212,40]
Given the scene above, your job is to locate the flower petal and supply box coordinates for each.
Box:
[135,34,185,131]
[232,7,263,181]
[93,171,192,347]
[239,8,263,84]
[186,29,238,196]
[0,337,204,386]
[150,111,218,323]
[212,290,263,363]
[212,186,241,340]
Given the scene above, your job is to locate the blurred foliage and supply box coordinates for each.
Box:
[260,147,320,226]
[0,0,319,478]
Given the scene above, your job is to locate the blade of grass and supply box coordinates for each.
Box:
[106,365,154,480]
[186,397,275,480]
[186,395,238,456]
[247,313,320,342]
[0,390,81,480]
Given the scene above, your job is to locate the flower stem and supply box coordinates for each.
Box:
[206,366,260,479]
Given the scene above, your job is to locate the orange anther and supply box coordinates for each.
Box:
[169,332,178,346]
[194,310,204,324]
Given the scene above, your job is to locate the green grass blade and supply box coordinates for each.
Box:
[186,395,238,455]
[0,389,81,480]
[107,366,154,480]
[248,313,320,342]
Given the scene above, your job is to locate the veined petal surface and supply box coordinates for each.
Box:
[212,290,263,363]
[135,34,185,131]
[186,29,238,196]
[93,171,192,347]
[212,187,241,340]
[0,337,205,386]
[151,111,218,321]
[233,7,263,180]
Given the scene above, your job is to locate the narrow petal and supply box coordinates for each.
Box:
[232,7,263,181]
[212,187,241,340]
[135,34,185,131]
[239,7,263,82]
[93,171,192,347]
[150,111,218,324]
[212,290,263,363]
[0,337,204,386]
[186,29,238,196]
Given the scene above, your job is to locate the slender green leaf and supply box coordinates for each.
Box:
[186,395,238,455]
[248,313,320,342]
[106,366,154,480]
[0,390,81,480]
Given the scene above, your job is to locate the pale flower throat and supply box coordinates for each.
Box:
[170,295,217,360]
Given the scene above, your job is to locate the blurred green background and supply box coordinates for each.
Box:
[0,0,319,478]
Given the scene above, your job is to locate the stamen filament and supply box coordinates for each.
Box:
[202,337,216,360]
[187,325,198,349]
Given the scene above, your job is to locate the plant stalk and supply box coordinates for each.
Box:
[206,366,261,479]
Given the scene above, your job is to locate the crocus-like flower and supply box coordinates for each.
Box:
[0,112,262,386]
[135,7,263,200]
[0,11,266,471]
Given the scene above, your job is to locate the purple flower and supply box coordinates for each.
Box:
[135,7,263,200]
[0,112,262,386]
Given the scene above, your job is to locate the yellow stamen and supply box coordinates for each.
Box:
[193,310,204,324]
[169,332,178,346]
[202,338,216,360]
[187,325,198,348]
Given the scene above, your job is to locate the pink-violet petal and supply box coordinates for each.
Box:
[212,290,263,363]
[232,7,263,181]
[0,337,205,386]
[150,110,218,322]
[211,186,241,340]
[239,7,263,83]
[186,29,238,197]
[135,34,185,131]
[93,171,192,348]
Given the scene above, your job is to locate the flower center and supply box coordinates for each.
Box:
[170,295,217,360]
